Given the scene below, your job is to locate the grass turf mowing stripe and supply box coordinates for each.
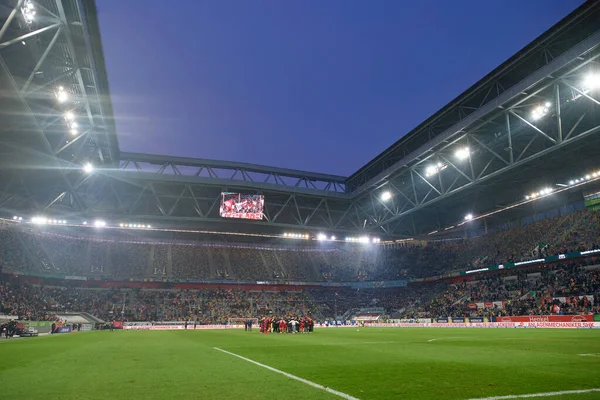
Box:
[214,347,360,400]
[467,388,600,399]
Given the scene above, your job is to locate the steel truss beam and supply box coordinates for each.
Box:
[119,152,347,196]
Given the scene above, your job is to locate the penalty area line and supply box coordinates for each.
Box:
[467,388,600,399]
[213,347,359,400]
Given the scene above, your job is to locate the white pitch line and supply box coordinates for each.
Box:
[214,347,359,400]
[427,337,462,342]
[578,353,600,357]
[467,388,600,399]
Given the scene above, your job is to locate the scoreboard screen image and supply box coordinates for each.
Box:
[219,193,265,220]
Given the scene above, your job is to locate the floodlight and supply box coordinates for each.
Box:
[317,233,327,241]
[531,103,550,121]
[147,225,151,229]
[64,111,75,121]
[70,128,78,136]
[425,165,437,177]
[464,214,473,221]
[583,73,600,90]
[13,216,17,220]
[381,191,392,201]
[18,217,22,221]
[455,147,470,160]
[83,221,87,225]
[94,220,106,228]
[56,88,68,103]
[525,195,530,200]
[586,175,591,180]
[21,1,35,24]
[331,235,336,241]
[119,223,124,227]
[83,162,93,173]
[593,173,598,178]
[569,180,575,185]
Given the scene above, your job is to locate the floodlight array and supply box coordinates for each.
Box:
[283,233,310,240]
[12,216,23,221]
[119,223,152,229]
[567,169,600,186]
[345,236,380,244]
[525,187,553,200]
[94,220,106,228]
[30,217,67,225]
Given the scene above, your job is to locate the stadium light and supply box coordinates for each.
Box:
[64,111,75,121]
[531,102,551,121]
[12,216,17,220]
[381,191,392,201]
[55,86,68,103]
[70,128,78,136]
[583,73,600,90]
[83,162,94,174]
[21,1,36,24]
[455,147,470,161]
[317,233,327,241]
[31,216,48,225]
[425,162,446,178]
[331,235,336,241]
[464,214,473,221]
[94,220,106,228]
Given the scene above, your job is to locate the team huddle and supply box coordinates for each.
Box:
[258,317,314,334]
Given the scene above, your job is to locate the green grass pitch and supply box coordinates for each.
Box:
[1,328,600,399]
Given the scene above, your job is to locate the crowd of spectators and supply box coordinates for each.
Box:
[1,209,599,282]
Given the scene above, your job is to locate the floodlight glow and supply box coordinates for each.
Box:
[70,128,78,136]
[569,180,575,185]
[531,103,550,121]
[94,220,106,228]
[21,1,36,24]
[525,195,530,200]
[13,216,17,220]
[83,221,87,225]
[317,233,327,241]
[464,214,473,221]
[147,225,151,229]
[64,111,75,121]
[119,223,124,227]
[586,175,591,180]
[331,235,336,241]
[425,165,437,177]
[381,191,392,201]
[55,88,68,103]
[583,73,600,90]
[455,147,470,160]
[359,236,370,244]
[18,217,22,221]
[31,216,48,225]
[83,162,93,173]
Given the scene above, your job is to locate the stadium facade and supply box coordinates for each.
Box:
[1,0,600,241]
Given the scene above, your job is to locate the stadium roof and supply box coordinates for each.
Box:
[2,0,600,240]
[347,0,600,193]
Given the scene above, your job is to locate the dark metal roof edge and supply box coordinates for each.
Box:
[79,0,120,164]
